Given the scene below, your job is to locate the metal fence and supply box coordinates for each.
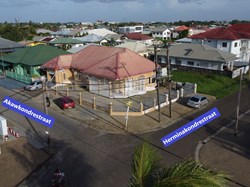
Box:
[5,70,32,84]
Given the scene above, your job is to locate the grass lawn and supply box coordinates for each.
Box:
[172,71,247,99]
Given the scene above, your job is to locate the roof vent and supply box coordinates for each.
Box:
[184,48,192,56]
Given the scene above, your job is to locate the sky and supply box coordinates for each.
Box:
[1,0,250,23]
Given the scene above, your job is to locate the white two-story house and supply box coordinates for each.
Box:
[151,27,171,40]
[189,23,250,62]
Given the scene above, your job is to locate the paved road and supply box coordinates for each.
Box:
[0,78,250,186]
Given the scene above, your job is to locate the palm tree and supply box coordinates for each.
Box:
[130,141,229,187]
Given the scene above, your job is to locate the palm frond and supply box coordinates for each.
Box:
[155,159,229,187]
[129,141,160,187]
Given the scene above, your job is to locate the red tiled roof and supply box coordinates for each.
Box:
[174,25,189,32]
[229,23,250,33]
[189,23,250,40]
[124,33,152,40]
[42,45,155,81]
[43,54,73,70]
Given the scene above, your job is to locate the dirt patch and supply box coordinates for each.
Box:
[0,137,50,187]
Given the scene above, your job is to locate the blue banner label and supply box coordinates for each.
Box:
[2,96,54,128]
[161,107,220,147]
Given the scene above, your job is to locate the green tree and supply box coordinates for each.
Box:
[130,141,229,187]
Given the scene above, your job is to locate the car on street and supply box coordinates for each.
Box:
[24,81,43,91]
[187,95,208,109]
[55,96,75,110]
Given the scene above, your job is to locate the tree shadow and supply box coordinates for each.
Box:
[204,85,250,160]
[16,139,96,187]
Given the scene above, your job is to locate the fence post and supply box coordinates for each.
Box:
[194,83,197,94]
[79,92,82,105]
[140,102,144,114]
[176,90,179,99]
[166,94,169,105]
[109,102,113,115]
[92,97,96,110]
[180,88,184,98]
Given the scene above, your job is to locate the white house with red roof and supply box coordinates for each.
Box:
[42,45,156,98]
[189,23,250,62]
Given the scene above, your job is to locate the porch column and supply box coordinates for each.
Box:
[109,82,112,98]
[230,61,234,71]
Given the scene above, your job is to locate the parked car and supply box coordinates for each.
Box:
[187,95,208,109]
[55,96,75,110]
[24,81,43,91]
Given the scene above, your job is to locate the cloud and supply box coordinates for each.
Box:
[178,0,206,4]
[2,0,46,7]
[58,0,141,3]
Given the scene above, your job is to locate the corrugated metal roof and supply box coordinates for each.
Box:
[0,37,25,49]
[2,44,70,66]
[76,34,103,43]
[49,37,84,44]
[115,41,147,53]
[158,43,238,62]
[43,45,155,81]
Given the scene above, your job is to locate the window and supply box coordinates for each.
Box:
[176,59,181,65]
[234,42,238,47]
[222,42,227,47]
[187,61,194,66]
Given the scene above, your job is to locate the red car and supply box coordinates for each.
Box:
[56,96,75,110]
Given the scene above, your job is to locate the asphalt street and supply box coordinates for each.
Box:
[0,77,250,187]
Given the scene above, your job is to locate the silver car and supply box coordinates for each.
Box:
[187,95,208,109]
[24,81,43,91]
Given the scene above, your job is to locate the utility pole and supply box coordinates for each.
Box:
[235,69,243,136]
[154,46,161,122]
[42,81,50,145]
[166,43,172,118]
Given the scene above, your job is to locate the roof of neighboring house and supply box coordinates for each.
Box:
[115,41,148,53]
[2,44,70,66]
[175,37,192,43]
[124,33,152,41]
[67,44,100,53]
[49,37,84,44]
[158,43,238,63]
[76,34,103,43]
[0,37,25,52]
[150,27,170,32]
[104,34,123,41]
[32,36,55,42]
[189,23,250,40]
[174,25,189,32]
[43,45,155,81]
[83,28,116,37]
[36,29,53,34]
[229,23,250,33]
